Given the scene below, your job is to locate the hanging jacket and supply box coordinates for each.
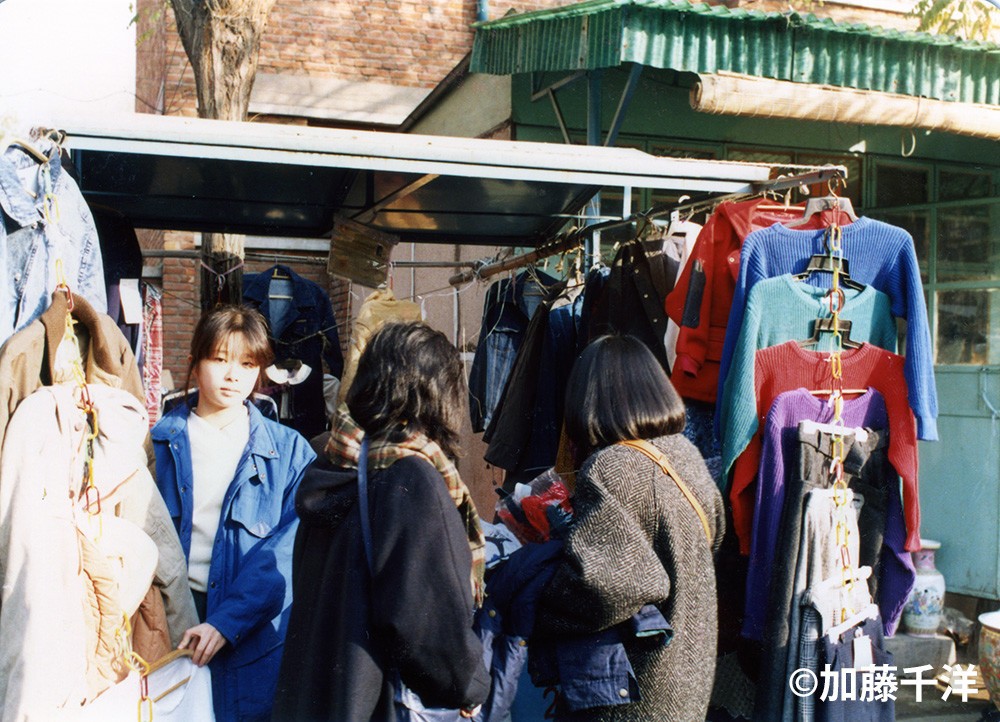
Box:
[468,269,560,432]
[0,384,196,721]
[152,399,315,722]
[0,139,107,346]
[0,291,195,644]
[242,265,344,438]
[0,290,144,450]
[337,287,422,403]
[587,239,673,372]
[664,198,809,403]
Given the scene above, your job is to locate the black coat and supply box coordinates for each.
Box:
[273,455,490,721]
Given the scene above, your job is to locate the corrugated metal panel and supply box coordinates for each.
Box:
[470,0,1000,105]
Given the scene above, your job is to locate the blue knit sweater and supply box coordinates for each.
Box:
[719,217,938,441]
[718,274,898,439]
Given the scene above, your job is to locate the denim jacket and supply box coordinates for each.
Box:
[243,265,344,439]
[0,139,106,346]
[468,269,559,432]
[151,399,316,721]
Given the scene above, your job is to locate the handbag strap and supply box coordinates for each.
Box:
[357,438,375,576]
[617,439,712,544]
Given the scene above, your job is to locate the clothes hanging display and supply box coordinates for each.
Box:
[722,217,938,441]
[0,136,107,346]
[663,198,826,403]
[482,281,583,486]
[709,197,929,722]
[242,264,345,438]
[468,269,560,432]
[724,341,920,553]
[744,391,914,642]
[717,275,898,444]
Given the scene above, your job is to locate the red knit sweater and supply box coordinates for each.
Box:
[728,341,920,553]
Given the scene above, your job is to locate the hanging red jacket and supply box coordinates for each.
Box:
[664,198,808,402]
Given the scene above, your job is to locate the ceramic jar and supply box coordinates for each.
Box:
[902,538,946,637]
[978,611,1000,711]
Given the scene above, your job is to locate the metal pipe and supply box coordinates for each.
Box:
[476,0,488,22]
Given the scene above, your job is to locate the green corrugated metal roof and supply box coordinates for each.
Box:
[470,0,1000,105]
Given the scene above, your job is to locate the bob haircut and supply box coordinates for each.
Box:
[564,334,686,457]
[185,304,274,395]
[346,321,467,459]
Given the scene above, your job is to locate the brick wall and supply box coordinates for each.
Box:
[146,0,565,117]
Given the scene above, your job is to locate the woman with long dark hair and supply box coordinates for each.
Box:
[274,321,489,721]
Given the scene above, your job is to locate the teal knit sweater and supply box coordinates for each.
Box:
[718,274,897,441]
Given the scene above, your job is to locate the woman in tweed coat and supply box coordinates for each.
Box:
[537,335,725,721]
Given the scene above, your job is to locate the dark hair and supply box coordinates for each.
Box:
[184,305,274,395]
[346,321,467,459]
[564,334,686,458]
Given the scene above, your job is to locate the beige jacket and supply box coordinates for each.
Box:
[338,288,422,402]
[0,290,145,450]
[0,384,198,720]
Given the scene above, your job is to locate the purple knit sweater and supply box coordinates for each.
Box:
[742,388,915,640]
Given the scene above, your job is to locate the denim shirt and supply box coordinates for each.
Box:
[0,140,106,346]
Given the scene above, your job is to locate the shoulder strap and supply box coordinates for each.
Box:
[357,438,375,576]
[618,439,712,544]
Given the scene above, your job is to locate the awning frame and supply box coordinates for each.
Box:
[55,112,845,247]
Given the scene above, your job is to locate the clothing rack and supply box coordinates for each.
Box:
[449,165,847,287]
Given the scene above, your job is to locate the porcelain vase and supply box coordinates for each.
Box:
[978,611,1000,711]
[902,539,946,637]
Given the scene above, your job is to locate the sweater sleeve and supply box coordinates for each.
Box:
[742,398,794,639]
[716,230,769,435]
[368,457,490,709]
[887,237,938,440]
[718,283,765,445]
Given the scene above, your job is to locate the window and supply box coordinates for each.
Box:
[870,158,1000,366]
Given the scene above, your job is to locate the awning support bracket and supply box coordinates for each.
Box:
[351,173,440,224]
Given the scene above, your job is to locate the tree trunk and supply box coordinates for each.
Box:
[170,0,276,309]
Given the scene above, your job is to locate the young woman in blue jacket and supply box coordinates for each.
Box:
[152,305,316,722]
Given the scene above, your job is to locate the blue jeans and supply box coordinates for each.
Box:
[0,139,106,345]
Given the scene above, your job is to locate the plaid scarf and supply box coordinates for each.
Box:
[326,405,485,607]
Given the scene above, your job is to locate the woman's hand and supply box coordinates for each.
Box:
[178,623,228,666]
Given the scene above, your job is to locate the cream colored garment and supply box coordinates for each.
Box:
[0,384,198,721]
[661,219,702,371]
[338,288,422,402]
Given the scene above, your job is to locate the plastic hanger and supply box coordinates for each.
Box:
[798,317,863,350]
[794,254,866,292]
[784,177,858,228]
[826,602,879,642]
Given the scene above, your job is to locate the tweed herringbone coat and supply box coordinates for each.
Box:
[537,434,725,722]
